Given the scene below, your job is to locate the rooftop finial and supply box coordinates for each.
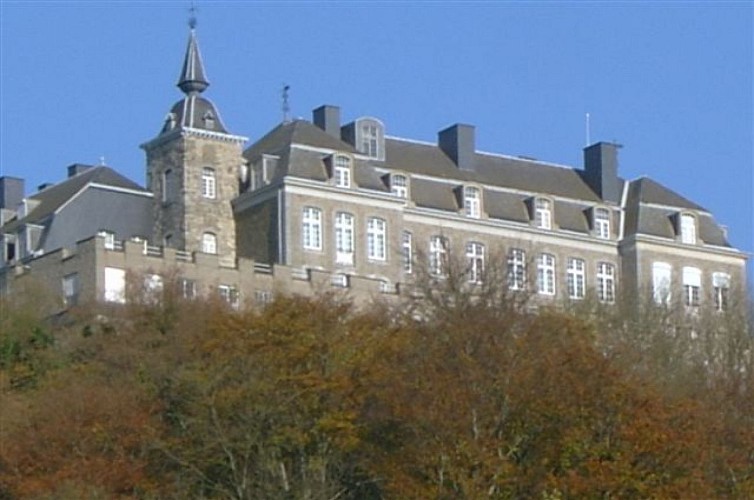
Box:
[282,84,291,123]
[177,12,209,95]
[188,1,198,30]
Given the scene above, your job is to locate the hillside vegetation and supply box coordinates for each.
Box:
[1,280,753,499]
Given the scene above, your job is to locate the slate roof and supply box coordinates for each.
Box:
[1,166,147,234]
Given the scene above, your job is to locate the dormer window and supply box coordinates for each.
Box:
[333,155,351,188]
[680,213,696,244]
[251,155,279,191]
[594,207,610,239]
[351,117,385,161]
[463,186,481,218]
[534,198,552,230]
[390,174,409,199]
[203,110,215,129]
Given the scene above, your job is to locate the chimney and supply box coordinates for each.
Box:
[583,142,621,204]
[38,182,55,192]
[0,176,25,210]
[312,105,341,139]
[439,123,476,171]
[67,163,93,178]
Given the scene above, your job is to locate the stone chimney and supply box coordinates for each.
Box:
[439,123,476,171]
[312,105,341,139]
[0,176,25,210]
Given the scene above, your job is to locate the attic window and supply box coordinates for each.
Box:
[333,155,351,188]
[203,110,215,129]
[354,118,385,160]
[164,112,176,130]
[463,186,481,218]
[680,214,696,244]
[594,208,610,239]
[390,174,408,198]
[534,198,552,230]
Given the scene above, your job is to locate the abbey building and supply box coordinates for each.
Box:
[0,27,747,311]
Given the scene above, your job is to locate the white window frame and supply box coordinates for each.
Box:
[597,262,616,304]
[367,217,387,261]
[62,273,79,306]
[535,198,552,230]
[652,262,672,305]
[202,167,216,199]
[333,155,351,188]
[537,253,556,296]
[508,248,526,291]
[466,242,485,284]
[682,266,702,307]
[594,208,610,239]
[361,123,380,158]
[463,186,481,219]
[429,235,449,277]
[202,232,217,254]
[335,212,355,265]
[98,230,116,250]
[104,267,126,304]
[566,258,586,300]
[180,278,196,300]
[712,272,730,312]
[680,214,696,244]
[218,284,239,309]
[302,207,323,251]
[391,174,408,199]
[402,231,413,274]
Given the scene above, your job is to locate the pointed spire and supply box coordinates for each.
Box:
[177,26,209,96]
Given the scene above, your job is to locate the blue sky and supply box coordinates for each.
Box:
[1,1,752,285]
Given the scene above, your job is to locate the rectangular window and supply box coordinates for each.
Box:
[251,163,265,191]
[595,208,610,239]
[391,174,408,198]
[334,155,351,188]
[361,124,379,158]
[683,266,702,307]
[143,273,164,304]
[535,199,552,230]
[402,231,413,274]
[429,235,449,277]
[508,248,526,291]
[335,212,355,265]
[202,167,216,199]
[712,272,730,312]
[681,214,696,244]
[62,273,79,306]
[179,278,196,300]
[567,258,586,300]
[597,262,616,303]
[464,186,481,218]
[162,169,173,203]
[98,230,116,250]
[367,217,387,261]
[302,207,322,251]
[466,242,485,283]
[202,232,217,254]
[104,267,126,304]
[652,262,672,304]
[537,253,556,296]
[218,284,239,309]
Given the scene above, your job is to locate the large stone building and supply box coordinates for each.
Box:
[0,26,747,312]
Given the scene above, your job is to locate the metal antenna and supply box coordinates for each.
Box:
[585,112,591,146]
[282,84,291,123]
[188,1,198,29]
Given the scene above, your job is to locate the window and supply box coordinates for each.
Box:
[595,208,610,239]
[179,278,196,300]
[302,207,322,251]
[429,235,449,277]
[508,248,526,291]
[98,230,116,250]
[597,262,616,303]
[218,284,239,309]
[162,169,173,203]
[391,174,408,199]
[143,274,164,304]
[334,155,351,188]
[464,186,481,218]
[62,273,79,306]
[202,167,216,199]
[681,214,696,244]
[203,110,215,129]
[367,217,387,261]
[104,267,126,304]
[402,231,413,274]
[537,253,556,296]
[713,272,730,312]
[466,242,485,283]
[4,237,16,262]
[335,212,355,265]
[683,266,702,307]
[566,258,586,300]
[331,273,349,288]
[251,163,265,191]
[202,232,217,254]
[255,290,273,305]
[535,198,552,230]
[652,262,672,304]
[361,123,380,158]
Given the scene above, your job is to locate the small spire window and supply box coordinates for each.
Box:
[203,110,215,129]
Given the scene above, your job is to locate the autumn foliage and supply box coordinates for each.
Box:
[1,282,753,498]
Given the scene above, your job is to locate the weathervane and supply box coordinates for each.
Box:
[282,84,291,123]
[188,1,198,29]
